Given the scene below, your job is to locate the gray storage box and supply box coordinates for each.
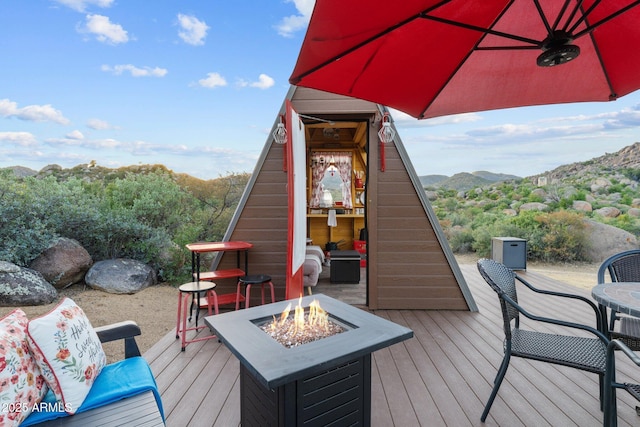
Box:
[491,237,527,270]
[330,250,361,283]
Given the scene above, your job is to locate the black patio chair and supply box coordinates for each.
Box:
[604,339,640,426]
[598,249,640,344]
[477,258,609,422]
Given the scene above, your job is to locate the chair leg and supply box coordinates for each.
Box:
[265,281,275,304]
[181,293,190,351]
[481,353,511,422]
[175,291,184,339]
[235,280,243,310]
[206,290,219,315]
[604,350,618,427]
[245,284,252,308]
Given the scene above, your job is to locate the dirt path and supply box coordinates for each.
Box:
[455,253,600,290]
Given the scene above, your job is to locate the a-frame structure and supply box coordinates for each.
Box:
[212,86,477,311]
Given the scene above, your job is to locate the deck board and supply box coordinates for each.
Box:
[145,264,640,426]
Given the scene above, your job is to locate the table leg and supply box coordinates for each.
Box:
[598,303,610,339]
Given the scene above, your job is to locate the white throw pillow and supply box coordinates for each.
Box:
[26,298,106,414]
[0,309,48,426]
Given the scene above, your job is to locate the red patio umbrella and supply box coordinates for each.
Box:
[289,0,640,119]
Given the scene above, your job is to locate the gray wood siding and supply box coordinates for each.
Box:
[214,146,289,304]
[370,140,469,310]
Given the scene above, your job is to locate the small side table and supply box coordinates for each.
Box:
[176,281,219,351]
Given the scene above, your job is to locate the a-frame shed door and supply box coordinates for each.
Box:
[285,100,306,299]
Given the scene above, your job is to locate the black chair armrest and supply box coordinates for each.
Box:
[501,292,609,343]
[608,339,640,365]
[94,320,142,358]
[515,273,603,331]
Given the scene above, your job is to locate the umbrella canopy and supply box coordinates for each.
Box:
[289,0,640,119]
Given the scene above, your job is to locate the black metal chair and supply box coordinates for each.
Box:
[598,250,640,341]
[604,339,640,426]
[477,258,609,422]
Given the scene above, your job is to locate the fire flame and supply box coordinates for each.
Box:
[269,297,330,336]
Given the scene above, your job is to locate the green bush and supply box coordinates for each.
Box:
[534,211,588,262]
[448,227,474,253]
[0,170,248,284]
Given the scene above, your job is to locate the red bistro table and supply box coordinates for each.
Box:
[186,241,253,309]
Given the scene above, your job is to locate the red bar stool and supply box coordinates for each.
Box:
[176,281,219,351]
[238,274,275,308]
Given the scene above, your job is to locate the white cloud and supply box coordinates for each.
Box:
[177,14,209,46]
[101,64,168,77]
[0,132,38,146]
[53,0,114,12]
[198,72,227,89]
[45,137,122,148]
[0,99,70,125]
[87,118,113,130]
[391,108,482,127]
[237,74,275,89]
[81,14,129,44]
[66,130,85,140]
[250,74,275,89]
[275,0,315,37]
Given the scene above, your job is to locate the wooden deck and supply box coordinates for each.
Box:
[144,264,640,426]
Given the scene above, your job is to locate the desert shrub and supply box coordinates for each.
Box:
[0,170,248,284]
[103,172,197,234]
[0,173,69,264]
[441,197,458,212]
[602,214,640,235]
[448,227,474,253]
[471,219,526,257]
[533,211,588,262]
[622,167,640,182]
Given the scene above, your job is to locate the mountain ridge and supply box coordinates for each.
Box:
[5,142,640,191]
[420,142,640,190]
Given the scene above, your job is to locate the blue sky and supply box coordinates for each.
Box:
[2,0,640,180]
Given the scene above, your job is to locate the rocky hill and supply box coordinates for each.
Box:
[419,142,640,191]
[429,142,640,262]
[420,171,521,190]
[531,142,640,183]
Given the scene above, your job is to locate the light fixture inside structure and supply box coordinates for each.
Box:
[273,115,287,144]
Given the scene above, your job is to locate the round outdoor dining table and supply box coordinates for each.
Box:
[591,282,640,319]
[591,282,640,339]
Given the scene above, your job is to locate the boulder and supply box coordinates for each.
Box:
[531,188,547,199]
[628,208,640,217]
[425,191,438,201]
[572,200,592,212]
[0,261,57,306]
[85,259,157,294]
[29,237,92,289]
[591,177,612,193]
[519,202,548,211]
[583,220,639,263]
[594,206,621,218]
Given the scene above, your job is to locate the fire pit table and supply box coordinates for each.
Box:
[205,294,413,427]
